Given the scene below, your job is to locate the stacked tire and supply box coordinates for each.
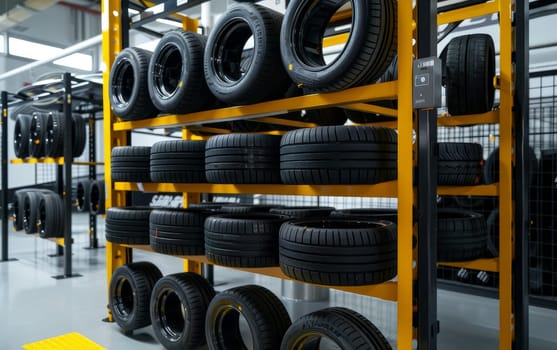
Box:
[12,188,63,238]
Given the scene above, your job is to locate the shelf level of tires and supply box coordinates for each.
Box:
[101,0,521,349]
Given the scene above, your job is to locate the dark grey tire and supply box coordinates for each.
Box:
[150,273,216,350]
[75,179,91,212]
[486,208,499,257]
[109,262,162,332]
[38,192,64,238]
[72,114,86,157]
[150,140,206,183]
[279,219,397,285]
[149,209,209,255]
[438,209,488,262]
[484,146,538,185]
[281,0,397,92]
[28,112,49,158]
[329,208,398,223]
[89,180,105,215]
[269,206,335,219]
[44,112,65,158]
[438,142,483,186]
[105,207,152,244]
[109,47,158,120]
[12,190,27,231]
[204,214,286,267]
[23,191,43,233]
[14,114,32,158]
[111,146,151,183]
[280,307,392,350]
[219,204,276,214]
[444,34,495,115]
[205,134,282,184]
[204,3,291,105]
[280,126,397,185]
[205,285,291,350]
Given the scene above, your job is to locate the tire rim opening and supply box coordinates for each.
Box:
[290,0,353,69]
[156,289,186,341]
[23,199,32,231]
[38,201,46,235]
[46,117,55,149]
[90,185,100,213]
[112,59,135,107]
[114,277,134,319]
[291,333,343,350]
[14,121,24,153]
[77,183,85,210]
[214,305,255,348]
[13,199,19,228]
[211,19,255,85]
[153,44,183,99]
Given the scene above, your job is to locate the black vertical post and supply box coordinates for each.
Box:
[122,0,130,50]
[54,164,64,257]
[514,0,529,349]
[417,1,438,349]
[63,73,73,277]
[88,114,97,249]
[1,92,8,261]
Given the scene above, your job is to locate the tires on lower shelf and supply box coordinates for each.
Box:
[111,146,151,183]
[148,30,213,114]
[204,3,291,105]
[89,180,105,215]
[105,207,152,244]
[443,34,495,116]
[219,204,275,214]
[205,285,291,350]
[109,262,162,332]
[483,146,538,185]
[23,191,44,233]
[280,126,397,185]
[279,219,397,285]
[205,134,282,184]
[28,112,49,158]
[150,273,215,350]
[149,209,209,255]
[204,214,286,267]
[329,208,398,223]
[280,0,397,93]
[12,189,50,231]
[280,307,392,350]
[438,142,483,186]
[269,206,335,219]
[75,179,91,212]
[150,140,207,183]
[109,47,158,120]
[38,192,64,238]
[438,209,488,262]
[486,208,499,257]
[14,114,32,158]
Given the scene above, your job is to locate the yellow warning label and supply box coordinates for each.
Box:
[22,332,105,350]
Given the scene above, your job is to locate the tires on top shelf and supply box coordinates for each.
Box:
[14,114,32,158]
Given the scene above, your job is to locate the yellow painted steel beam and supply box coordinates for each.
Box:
[114,181,398,198]
[322,32,350,48]
[439,258,499,273]
[181,16,198,32]
[72,161,105,166]
[113,81,398,131]
[10,157,64,164]
[437,0,500,25]
[342,103,398,118]
[438,184,498,196]
[255,117,317,128]
[397,0,415,347]
[437,110,500,126]
[352,121,398,129]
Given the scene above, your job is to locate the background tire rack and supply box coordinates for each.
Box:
[0,73,104,278]
[101,1,528,349]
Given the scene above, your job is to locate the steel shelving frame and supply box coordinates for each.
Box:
[101,0,527,349]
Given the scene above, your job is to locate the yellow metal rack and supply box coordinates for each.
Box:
[101,0,521,348]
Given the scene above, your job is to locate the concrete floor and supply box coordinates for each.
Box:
[0,213,556,349]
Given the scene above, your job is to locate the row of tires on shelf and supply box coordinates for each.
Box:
[106,204,488,287]
[110,264,392,350]
[109,0,495,125]
[13,112,86,159]
[112,125,486,186]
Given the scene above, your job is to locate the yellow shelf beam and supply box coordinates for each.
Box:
[437,0,500,25]
[11,158,104,166]
[121,244,398,301]
[437,110,500,126]
[438,184,498,196]
[114,181,399,198]
[439,258,499,273]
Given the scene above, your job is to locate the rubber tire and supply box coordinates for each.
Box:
[149,209,209,255]
[150,140,207,183]
[486,208,499,257]
[14,114,32,158]
[23,191,43,233]
[444,34,495,115]
[72,114,86,157]
[484,146,538,185]
[205,285,291,350]
[329,208,398,223]
[269,206,335,219]
[204,214,286,267]
[204,3,291,105]
[109,262,162,332]
[28,112,49,158]
[111,146,151,183]
[280,126,397,185]
[279,219,397,286]
[150,273,215,350]
[12,190,27,231]
[438,142,483,186]
[76,179,91,212]
[205,134,282,184]
[44,112,65,158]
[89,180,105,215]
[38,192,64,238]
[219,204,276,214]
[280,0,397,92]
[280,307,392,350]
[438,209,488,262]
[109,47,158,120]
[148,30,212,114]
[105,207,152,244]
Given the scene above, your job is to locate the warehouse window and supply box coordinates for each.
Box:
[0,35,5,53]
[8,37,93,71]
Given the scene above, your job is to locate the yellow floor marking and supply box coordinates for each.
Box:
[22,332,105,350]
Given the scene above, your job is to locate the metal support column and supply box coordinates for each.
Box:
[513,0,530,348]
[50,164,65,257]
[1,91,11,262]
[87,114,98,249]
[417,1,439,349]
